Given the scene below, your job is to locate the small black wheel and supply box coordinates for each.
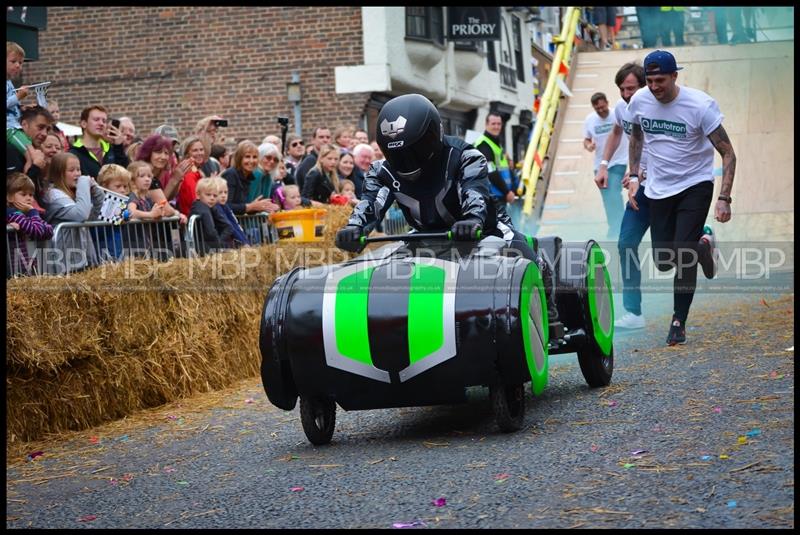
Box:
[490,383,525,432]
[577,345,613,388]
[299,397,336,445]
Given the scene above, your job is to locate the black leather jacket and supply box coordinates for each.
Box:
[348,136,513,236]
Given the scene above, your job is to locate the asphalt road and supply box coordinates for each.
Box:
[6,285,794,529]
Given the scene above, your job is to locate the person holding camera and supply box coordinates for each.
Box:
[68,105,130,179]
[193,115,227,176]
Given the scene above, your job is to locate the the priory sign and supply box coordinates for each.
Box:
[446,7,501,41]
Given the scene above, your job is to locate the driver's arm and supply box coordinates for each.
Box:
[456,148,492,225]
[347,161,395,234]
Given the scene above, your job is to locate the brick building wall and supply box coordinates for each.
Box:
[23,6,370,147]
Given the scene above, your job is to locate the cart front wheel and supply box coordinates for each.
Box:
[299,397,336,445]
[577,345,614,388]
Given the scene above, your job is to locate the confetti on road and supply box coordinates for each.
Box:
[712,407,722,414]
[78,514,97,522]
[590,444,599,452]
[431,497,446,507]
[727,501,737,508]
[746,428,761,437]
[700,455,713,461]
[290,487,304,492]
[25,451,44,462]
[393,520,426,529]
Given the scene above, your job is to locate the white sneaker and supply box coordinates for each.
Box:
[614,312,646,329]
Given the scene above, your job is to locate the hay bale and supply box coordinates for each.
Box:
[6,205,355,447]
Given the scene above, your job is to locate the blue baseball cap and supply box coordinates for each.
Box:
[643,50,683,75]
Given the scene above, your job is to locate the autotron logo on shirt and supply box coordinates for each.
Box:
[640,118,687,138]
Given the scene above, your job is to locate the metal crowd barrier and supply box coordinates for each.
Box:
[6,217,182,277]
[7,206,412,278]
[185,212,276,258]
[237,212,277,246]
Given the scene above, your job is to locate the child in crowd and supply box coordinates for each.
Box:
[211,177,249,248]
[6,172,53,276]
[6,41,38,173]
[126,161,165,221]
[127,161,187,224]
[126,161,186,258]
[189,177,231,255]
[94,163,132,260]
[43,152,105,273]
[339,178,358,204]
[281,184,303,210]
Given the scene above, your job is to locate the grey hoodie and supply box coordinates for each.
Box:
[43,175,105,274]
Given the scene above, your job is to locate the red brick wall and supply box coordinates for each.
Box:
[23,7,370,146]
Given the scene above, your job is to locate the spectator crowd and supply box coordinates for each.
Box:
[6,40,382,276]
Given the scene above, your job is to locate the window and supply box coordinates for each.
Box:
[512,15,525,83]
[486,40,497,72]
[405,7,444,46]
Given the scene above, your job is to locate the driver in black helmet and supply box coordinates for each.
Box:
[335,93,560,322]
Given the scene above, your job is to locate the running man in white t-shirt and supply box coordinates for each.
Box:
[583,92,627,239]
[627,50,737,346]
[595,62,649,330]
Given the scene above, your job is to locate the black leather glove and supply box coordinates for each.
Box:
[335,224,365,252]
[451,218,482,241]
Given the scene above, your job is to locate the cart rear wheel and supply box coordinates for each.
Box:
[490,383,525,432]
[299,397,336,445]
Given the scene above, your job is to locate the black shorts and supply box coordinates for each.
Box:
[592,6,617,27]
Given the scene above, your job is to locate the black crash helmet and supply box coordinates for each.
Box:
[376,93,443,181]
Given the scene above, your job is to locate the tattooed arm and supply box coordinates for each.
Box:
[628,123,643,178]
[707,124,736,223]
[625,123,644,210]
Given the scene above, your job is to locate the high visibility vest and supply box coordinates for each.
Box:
[474,134,513,198]
[72,137,110,162]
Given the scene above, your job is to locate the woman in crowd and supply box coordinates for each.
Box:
[337,150,356,184]
[249,142,280,203]
[284,133,305,178]
[175,135,213,216]
[136,134,192,204]
[40,132,64,181]
[221,140,279,216]
[301,143,341,206]
[194,115,224,176]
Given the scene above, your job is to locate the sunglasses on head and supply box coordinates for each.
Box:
[290,140,304,147]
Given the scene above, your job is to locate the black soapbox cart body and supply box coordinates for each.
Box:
[260,232,614,445]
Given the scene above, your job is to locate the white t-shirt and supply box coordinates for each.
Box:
[613,98,647,175]
[583,107,628,171]
[626,85,723,199]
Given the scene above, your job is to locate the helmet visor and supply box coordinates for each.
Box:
[384,127,440,180]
